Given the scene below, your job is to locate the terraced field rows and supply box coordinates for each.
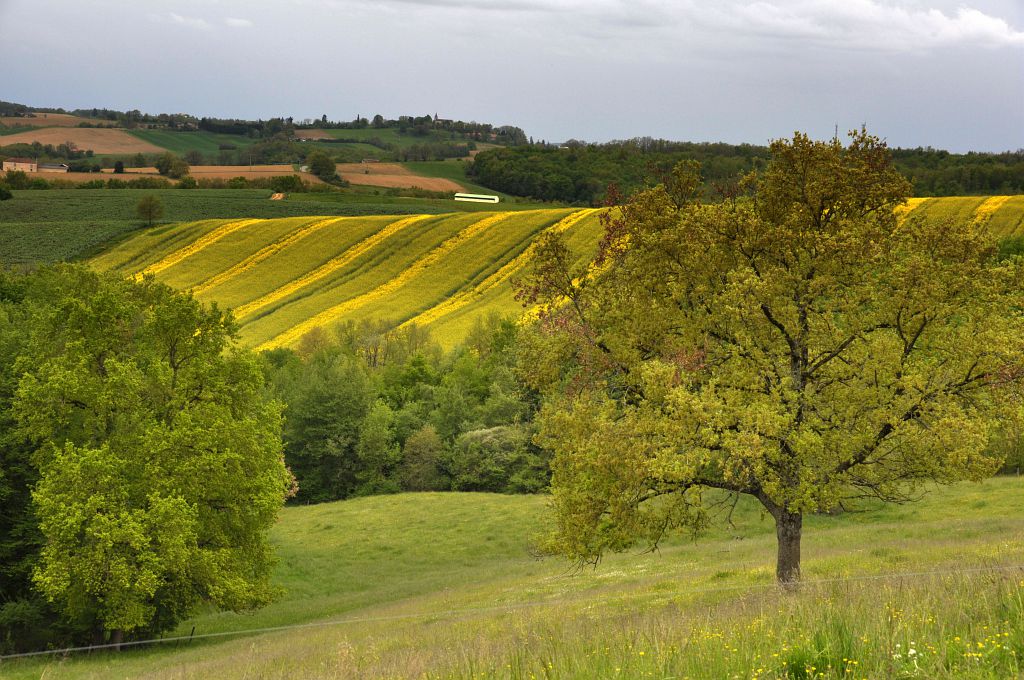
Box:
[92,209,605,348]
[90,197,1023,350]
[899,195,1024,237]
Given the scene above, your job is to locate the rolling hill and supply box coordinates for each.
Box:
[4,478,1023,679]
[89,195,1024,350]
[91,208,605,348]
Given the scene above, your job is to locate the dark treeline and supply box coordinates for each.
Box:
[469,140,1024,205]
[264,316,548,505]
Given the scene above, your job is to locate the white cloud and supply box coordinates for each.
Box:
[225,17,254,28]
[711,1,1024,51]
[149,12,212,31]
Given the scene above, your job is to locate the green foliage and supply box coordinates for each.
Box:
[0,185,11,201]
[153,152,189,179]
[269,175,306,193]
[400,425,449,491]
[305,151,336,180]
[6,265,290,644]
[135,194,163,226]
[520,129,1024,582]
[262,317,543,502]
[4,170,31,190]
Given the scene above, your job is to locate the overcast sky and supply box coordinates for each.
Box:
[1,0,1021,152]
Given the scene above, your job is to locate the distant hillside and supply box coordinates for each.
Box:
[469,141,1024,204]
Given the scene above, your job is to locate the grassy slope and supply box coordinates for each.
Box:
[404,160,511,197]
[6,478,1023,679]
[126,130,260,156]
[0,189,555,266]
[90,209,603,349]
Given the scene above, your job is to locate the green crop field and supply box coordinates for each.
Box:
[317,127,470,149]
[4,478,1022,679]
[0,189,555,266]
[91,208,604,348]
[404,160,507,196]
[126,129,261,156]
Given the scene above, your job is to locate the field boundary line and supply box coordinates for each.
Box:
[190,217,346,296]
[257,211,518,349]
[400,208,599,330]
[973,195,1013,224]
[3,562,1021,662]
[232,214,433,321]
[136,219,264,278]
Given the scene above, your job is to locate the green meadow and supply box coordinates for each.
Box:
[4,477,1022,679]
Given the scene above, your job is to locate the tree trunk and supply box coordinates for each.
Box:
[110,628,124,651]
[775,509,802,586]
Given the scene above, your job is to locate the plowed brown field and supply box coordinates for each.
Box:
[0,113,110,128]
[0,128,162,154]
[335,163,464,192]
[292,129,335,140]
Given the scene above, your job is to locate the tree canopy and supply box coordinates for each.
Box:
[519,130,1024,583]
[3,265,291,646]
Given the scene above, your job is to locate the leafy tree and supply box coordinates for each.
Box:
[306,151,336,180]
[9,265,291,645]
[135,194,163,227]
[113,160,124,174]
[184,150,205,166]
[399,425,449,491]
[355,400,401,495]
[520,130,1024,584]
[281,351,373,502]
[153,152,189,179]
[0,185,11,201]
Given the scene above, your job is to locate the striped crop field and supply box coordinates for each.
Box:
[91,209,606,348]
[898,195,1024,237]
[89,197,1023,350]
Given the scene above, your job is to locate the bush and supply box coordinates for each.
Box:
[269,174,306,193]
[177,176,198,189]
[4,170,30,190]
[0,185,12,201]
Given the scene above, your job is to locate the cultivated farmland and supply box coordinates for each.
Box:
[336,162,466,192]
[0,113,108,128]
[0,127,163,154]
[92,208,604,348]
[86,195,1024,349]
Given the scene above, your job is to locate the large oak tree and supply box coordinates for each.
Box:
[519,130,1024,584]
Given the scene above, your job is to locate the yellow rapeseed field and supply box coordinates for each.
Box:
[137,218,264,278]
[231,214,433,320]
[256,211,516,349]
[973,195,1013,224]
[189,216,346,296]
[401,208,599,330]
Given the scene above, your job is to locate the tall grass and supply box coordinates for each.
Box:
[6,479,1022,679]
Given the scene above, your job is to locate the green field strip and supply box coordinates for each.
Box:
[90,219,230,273]
[235,213,494,346]
[982,196,1024,238]
[913,196,989,224]
[360,210,574,329]
[249,211,527,348]
[257,210,559,347]
[400,208,592,332]
[126,129,258,155]
[428,209,608,344]
[231,213,460,323]
[192,215,405,310]
[153,217,328,290]
[135,218,267,280]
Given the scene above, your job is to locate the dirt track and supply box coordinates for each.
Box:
[335,163,464,192]
[0,128,162,154]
